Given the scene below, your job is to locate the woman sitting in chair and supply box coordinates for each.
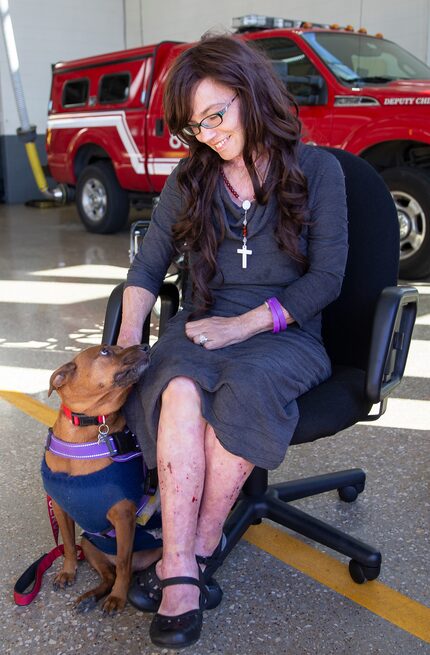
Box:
[118,34,348,649]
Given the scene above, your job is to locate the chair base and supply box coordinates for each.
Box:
[218,467,381,584]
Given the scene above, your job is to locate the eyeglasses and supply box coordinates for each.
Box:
[180,93,238,137]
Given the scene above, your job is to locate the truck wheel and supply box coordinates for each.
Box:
[76,161,129,234]
[381,167,430,279]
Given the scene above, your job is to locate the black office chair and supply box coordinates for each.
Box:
[103,148,418,585]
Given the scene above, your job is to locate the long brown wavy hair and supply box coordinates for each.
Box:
[163,34,309,313]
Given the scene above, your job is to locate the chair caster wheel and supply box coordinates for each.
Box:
[338,485,359,502]
[349,560,381,584]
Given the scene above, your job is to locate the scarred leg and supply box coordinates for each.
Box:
[156,377,206,616]
[195,424,254,566]
[155,377,253,617]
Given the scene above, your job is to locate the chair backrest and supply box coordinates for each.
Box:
[320,148,399,370]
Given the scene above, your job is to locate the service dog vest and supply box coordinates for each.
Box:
[41,457,162,555]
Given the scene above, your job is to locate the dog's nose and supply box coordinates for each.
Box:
[139,344,150,354]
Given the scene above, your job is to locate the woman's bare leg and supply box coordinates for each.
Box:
[195,424,254,560]
[156,377,205,616]
[156,378,254,616]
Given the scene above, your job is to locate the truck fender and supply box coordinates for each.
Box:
[340,121,430,155]
[67,130,120,184]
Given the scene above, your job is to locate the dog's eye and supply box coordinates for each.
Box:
[100,347,111,357]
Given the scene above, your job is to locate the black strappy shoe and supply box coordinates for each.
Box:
[149,572,208,649]
[128,561,223,613]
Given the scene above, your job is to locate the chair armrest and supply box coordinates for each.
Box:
[102,282,180,346]
[365,285,418,403]
[102,283,124,345]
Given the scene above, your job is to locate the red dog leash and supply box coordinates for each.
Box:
[13,496,84,606]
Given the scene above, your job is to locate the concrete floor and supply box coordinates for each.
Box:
[0,203,429,655]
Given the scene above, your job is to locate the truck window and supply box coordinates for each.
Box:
[253,37,322,104]
[62,79,89,108]
[99,72,131,104]
[302,32,430,84]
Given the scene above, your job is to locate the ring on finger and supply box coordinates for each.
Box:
[198,334,208,346]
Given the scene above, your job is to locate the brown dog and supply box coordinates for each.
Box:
[43,343,162,614]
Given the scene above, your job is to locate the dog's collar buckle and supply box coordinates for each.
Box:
[98,423,110,441]
[61,404,106,427]
[97,424,116,456]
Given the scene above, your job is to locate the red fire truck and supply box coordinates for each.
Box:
[46,15,430,279]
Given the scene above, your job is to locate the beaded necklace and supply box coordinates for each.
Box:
[220,168,254,269]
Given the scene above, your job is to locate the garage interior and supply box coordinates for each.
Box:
[0,2,429,654]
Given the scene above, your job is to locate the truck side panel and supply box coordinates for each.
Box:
[47,52,155,192]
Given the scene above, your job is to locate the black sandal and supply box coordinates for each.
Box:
[149,573,208,649]
[128,561,223,613]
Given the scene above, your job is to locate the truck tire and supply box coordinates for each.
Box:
[381,167,430,279]
[76,161,130,234]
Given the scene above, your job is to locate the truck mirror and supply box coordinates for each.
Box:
[272,62,327,105]
[286,75,327,106]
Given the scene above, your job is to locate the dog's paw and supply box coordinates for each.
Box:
[53,570,76,590]
[102,594,126,615]
[74,594,98,613]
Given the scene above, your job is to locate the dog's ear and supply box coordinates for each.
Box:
[48,361,77,397]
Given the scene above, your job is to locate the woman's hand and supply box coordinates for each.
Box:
[185,315,246,350]
[116,286,156,348]
[185,303,294,350]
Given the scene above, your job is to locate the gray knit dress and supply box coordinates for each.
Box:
[123,144,348,470]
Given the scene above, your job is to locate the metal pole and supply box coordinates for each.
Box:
[0,0,31,130]
[0,0,65,201]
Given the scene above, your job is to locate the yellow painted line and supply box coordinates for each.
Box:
[2,390,429,643]
[245,524,430,643]
[0,390,56,426]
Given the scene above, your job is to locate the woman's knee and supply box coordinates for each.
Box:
[161,377,204,426]
[162,376,200,407]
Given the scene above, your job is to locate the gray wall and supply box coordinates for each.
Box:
[132,0,430,64]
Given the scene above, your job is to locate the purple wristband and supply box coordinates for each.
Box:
[267,300,281,333]
[272,298,288,331]
[266,297,288,333]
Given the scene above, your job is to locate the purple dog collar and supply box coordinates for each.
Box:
[45,428,142,462]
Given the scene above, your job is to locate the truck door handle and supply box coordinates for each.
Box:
[155,118,164,136]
